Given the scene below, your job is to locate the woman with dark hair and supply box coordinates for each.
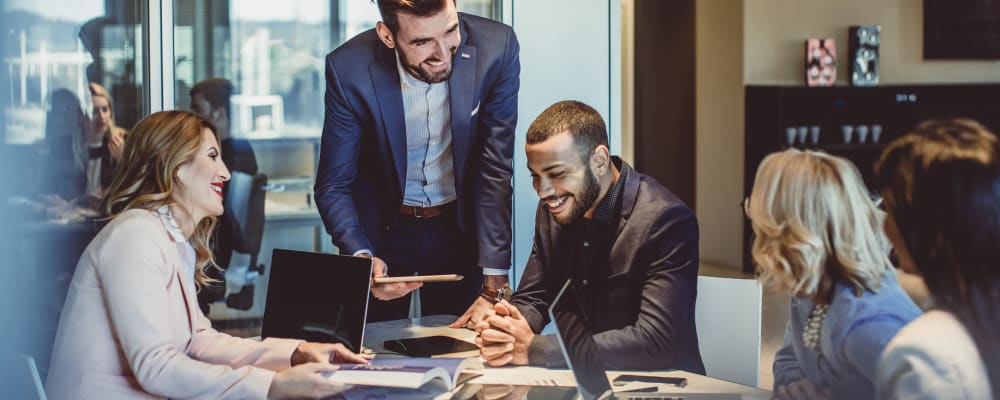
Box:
[40,89,89,201]
[875,118,999,399]
[46,111,368,399]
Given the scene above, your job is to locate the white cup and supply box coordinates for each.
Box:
[872,124,883,143]
[842,125,854,144]
[857,125,869,144]
[798,126,808,145]
[786,127,797,145]
[810,126,821,145]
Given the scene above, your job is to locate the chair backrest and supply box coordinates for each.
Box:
[695,275,762,387]
[224,171,267,255]
[1,353,48,400]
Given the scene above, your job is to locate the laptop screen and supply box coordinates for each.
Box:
[262,249,372,352]
[549,279,613,399]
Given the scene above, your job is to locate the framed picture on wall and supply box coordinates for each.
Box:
[924,0,1000,59]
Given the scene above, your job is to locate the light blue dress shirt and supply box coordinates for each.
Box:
[392,54,506,276]
[773,269,922,399]
[396,53,458,208]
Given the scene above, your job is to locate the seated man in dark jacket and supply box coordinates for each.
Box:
[475,100,704,373]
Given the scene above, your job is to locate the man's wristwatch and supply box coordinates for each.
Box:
[480,282,512,304]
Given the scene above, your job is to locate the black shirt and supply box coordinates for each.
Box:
[567,166,629,320]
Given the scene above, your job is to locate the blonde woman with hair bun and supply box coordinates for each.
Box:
[746,148,921,399]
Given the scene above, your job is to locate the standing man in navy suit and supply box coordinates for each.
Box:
[316,0,519,323]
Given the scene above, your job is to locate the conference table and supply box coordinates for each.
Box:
[362,315,773,399]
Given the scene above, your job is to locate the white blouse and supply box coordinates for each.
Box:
[877,310,992,400]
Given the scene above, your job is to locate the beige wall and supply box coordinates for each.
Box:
[695,0,745,269]
[744,0,1000,85]
[695,0,1000,270]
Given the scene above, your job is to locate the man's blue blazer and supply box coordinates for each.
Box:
[315,13,519,270]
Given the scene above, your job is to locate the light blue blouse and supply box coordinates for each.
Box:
[773,269,922,399]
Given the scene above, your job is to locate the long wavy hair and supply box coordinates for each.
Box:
[876,118,1000,393]
[747,149,891,303]
[101,110,219,287]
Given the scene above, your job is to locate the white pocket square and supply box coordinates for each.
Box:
[471,101,480,117]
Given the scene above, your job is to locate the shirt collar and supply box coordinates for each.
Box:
[395,51,434,90]
[591,161,629,226]
[156,205,187,243]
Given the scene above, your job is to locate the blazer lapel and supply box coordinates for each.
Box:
[610,160,640,277]
[175,268,196,337]
[616,159,639,238]
[370,45,407,196]
[449,44,476,187]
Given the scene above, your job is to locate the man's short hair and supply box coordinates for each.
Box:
[526,100,609,163]
[190,78,235,122]
[373,0,453,34]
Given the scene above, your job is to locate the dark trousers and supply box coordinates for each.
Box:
[366,209,483,322]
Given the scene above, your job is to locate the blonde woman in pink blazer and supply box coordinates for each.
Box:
[45,111,369,399]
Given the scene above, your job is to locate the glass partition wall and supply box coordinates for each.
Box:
[0,0,148,382]
[169,0,498,330]
[0,0,500,372]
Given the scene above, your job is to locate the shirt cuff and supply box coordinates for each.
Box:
[353,249,373,257]
[527,334,548,366]
[482,267,509,276]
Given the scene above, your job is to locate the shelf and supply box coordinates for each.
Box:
[781,143,886,151]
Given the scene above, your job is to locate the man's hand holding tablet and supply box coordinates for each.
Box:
[372,275,464,284]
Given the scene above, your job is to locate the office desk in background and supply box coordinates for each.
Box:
[365,315,772,399]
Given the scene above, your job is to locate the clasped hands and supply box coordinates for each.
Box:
[471,300,534,367]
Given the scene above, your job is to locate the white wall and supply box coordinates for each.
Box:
[505,0,622,286]
[695,0,745,269]
[744,0,1000,86]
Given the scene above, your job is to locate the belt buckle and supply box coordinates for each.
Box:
[411,206,423,218]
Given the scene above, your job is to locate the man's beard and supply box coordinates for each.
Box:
[401,50,455,83]
[553,168,601,226]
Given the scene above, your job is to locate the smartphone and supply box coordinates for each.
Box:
[611,374,688,387]
[383,336,479,357]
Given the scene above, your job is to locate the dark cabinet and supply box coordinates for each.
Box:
[742,84,1000,273]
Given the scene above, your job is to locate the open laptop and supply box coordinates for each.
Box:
[261,249,372,353]
[549,279,742,400]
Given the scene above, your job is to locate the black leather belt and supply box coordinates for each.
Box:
[399,201,455,218]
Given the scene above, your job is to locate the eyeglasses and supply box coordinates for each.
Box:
[869,192,884,208]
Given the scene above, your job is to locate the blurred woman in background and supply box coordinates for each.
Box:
[746,148,921,399]
[875,119,999,399]
[85,82,126,196]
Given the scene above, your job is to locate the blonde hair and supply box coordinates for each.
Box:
[89,83,126,136]
[102,110,219,288]
[747,149,890,302]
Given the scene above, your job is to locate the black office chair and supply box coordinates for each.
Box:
[223,171,268,310]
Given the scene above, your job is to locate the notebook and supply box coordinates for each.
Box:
[549,279,742,400]
[261,249,373,352]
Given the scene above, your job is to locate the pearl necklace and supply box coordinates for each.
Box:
[802,303,829,351]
